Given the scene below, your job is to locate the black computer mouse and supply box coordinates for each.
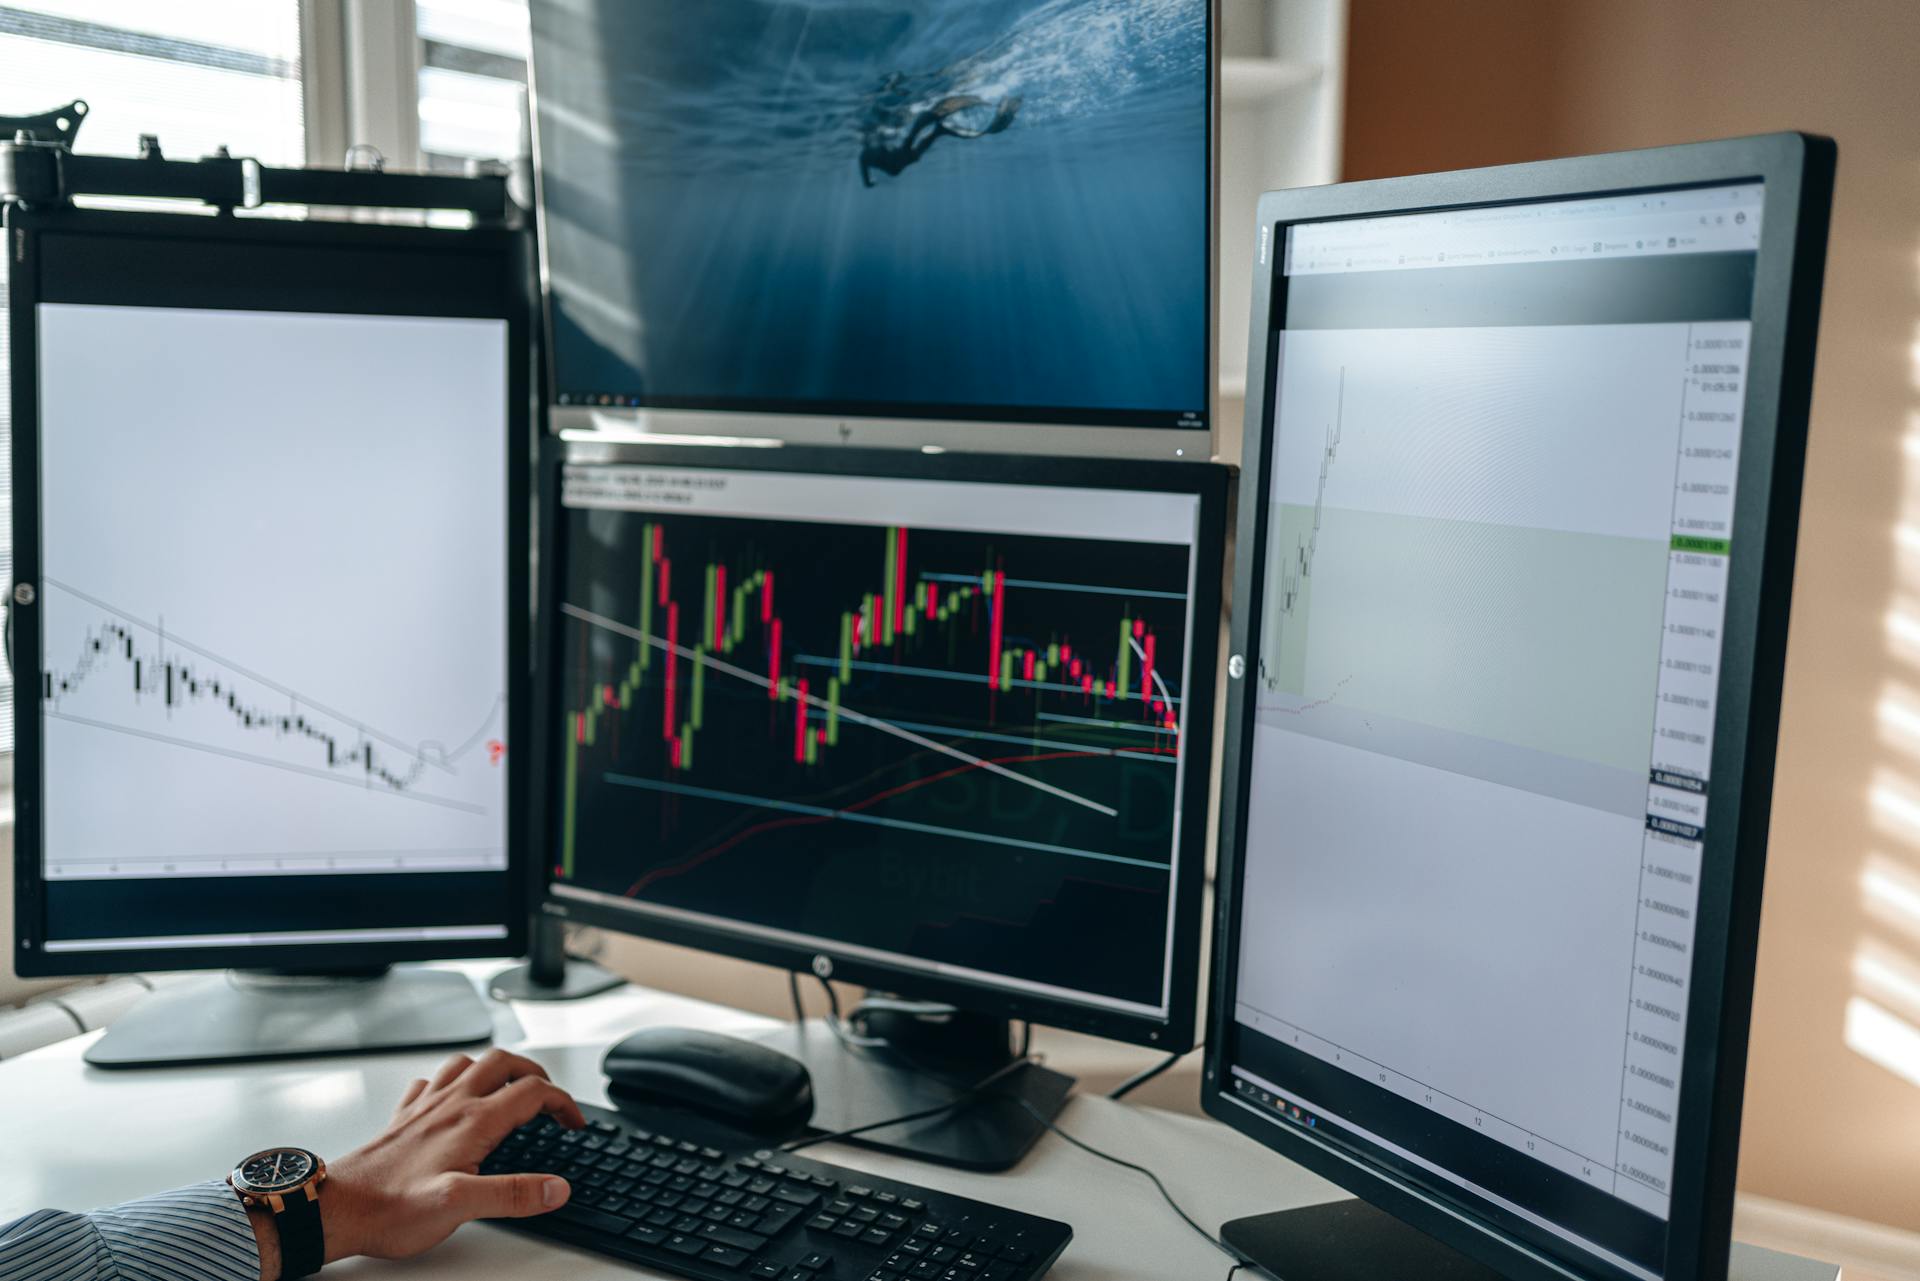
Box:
[602,1026,813,1133]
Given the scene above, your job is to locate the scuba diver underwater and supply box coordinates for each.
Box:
[859,72,1022,186]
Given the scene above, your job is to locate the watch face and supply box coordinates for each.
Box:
[235,1149,317,1194]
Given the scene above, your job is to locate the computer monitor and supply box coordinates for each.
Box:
[1204,133,1833,1281]
[536,440,1226,1167]
[7,208,532,1065]
[528,0,1215,457]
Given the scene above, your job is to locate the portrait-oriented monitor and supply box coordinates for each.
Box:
[8,209,531,1064]
[537,441,1226,1166]
[1205,134,1833,1281]
[529,0,1214,450]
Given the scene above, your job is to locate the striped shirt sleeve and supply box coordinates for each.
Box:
[0,1182,260,1281]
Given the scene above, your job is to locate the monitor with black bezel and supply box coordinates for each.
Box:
[534,440,1227,1169]
[1205,133,1833,1281]
[528,0,1214,455]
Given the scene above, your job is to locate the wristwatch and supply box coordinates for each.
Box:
[228,1147,328,1279]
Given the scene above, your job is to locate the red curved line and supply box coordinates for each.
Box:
[622,749,1109,897]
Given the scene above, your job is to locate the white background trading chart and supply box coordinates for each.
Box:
[37,303,510,881]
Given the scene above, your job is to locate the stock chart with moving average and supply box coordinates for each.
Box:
[553,475,1198,1012]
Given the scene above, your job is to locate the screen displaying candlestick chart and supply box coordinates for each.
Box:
[551,463,1205,1015]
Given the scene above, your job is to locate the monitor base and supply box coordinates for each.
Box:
[757,1017,1074,1172]
[83,966,493,1068]
[488,959,624,1002]
[1220,1200,1504,1281]
[1221,1202,1843,1281]
[490,914,626,1002]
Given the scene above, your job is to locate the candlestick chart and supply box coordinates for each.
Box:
[552,501,1198,1010]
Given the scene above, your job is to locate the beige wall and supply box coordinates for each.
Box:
[1346,0,1920,1233]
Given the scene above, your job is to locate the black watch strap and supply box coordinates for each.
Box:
[275,1191,325,1280]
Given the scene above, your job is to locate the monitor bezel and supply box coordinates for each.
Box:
[532,437,1230,1053]
[1202,132,1834,1281]
[8,206,535,978]
[524,0,1221,460]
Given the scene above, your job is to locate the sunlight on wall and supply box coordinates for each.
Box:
[1861,852,1920,940]
[1852,303,1920,1094]
[1844,997,1920,1089]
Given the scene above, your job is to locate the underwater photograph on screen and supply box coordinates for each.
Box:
[533,0,1211,429]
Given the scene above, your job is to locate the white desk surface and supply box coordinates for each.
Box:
[0,964,1340,1280]
[0,964,1840,1281]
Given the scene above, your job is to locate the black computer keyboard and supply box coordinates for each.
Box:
[482,1103,1072,1280]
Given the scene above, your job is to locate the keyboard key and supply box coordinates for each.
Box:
[833,1221,865,1239]
[664,1233,706,1257]
[699,1224,769,1251]
[773,1186,819,1209]
[754,1206,801,1235]
[549,1204,634,1235]
[808,1215,838,1232]
[862,1227,894,1246]
[748,1265,783,1279]
[627,1224,667,1246]
[700,1244,749,1269]
[799,1253,834,1269]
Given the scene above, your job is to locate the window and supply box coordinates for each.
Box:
[0,2,305,163]
[0,2,308,758]
[416,0,528,171]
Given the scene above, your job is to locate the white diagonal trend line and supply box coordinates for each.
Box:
[562,603,1118,818]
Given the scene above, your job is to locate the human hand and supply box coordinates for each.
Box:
[315,1049,586,1267]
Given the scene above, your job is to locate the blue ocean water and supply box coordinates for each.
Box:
[535,0,1210,422]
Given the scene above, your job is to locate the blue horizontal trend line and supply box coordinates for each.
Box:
[601,772,1169,871]
[1037,711,1178,735]
[921,571,1186,601]
[793,654,1182,705]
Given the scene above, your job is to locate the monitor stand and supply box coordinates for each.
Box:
[1221,1201,1505,1280]
[488,915,624,1002]
[1222,1202,1843,1281]
[84,965,494,1069]
[755,1008,1074,1172]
